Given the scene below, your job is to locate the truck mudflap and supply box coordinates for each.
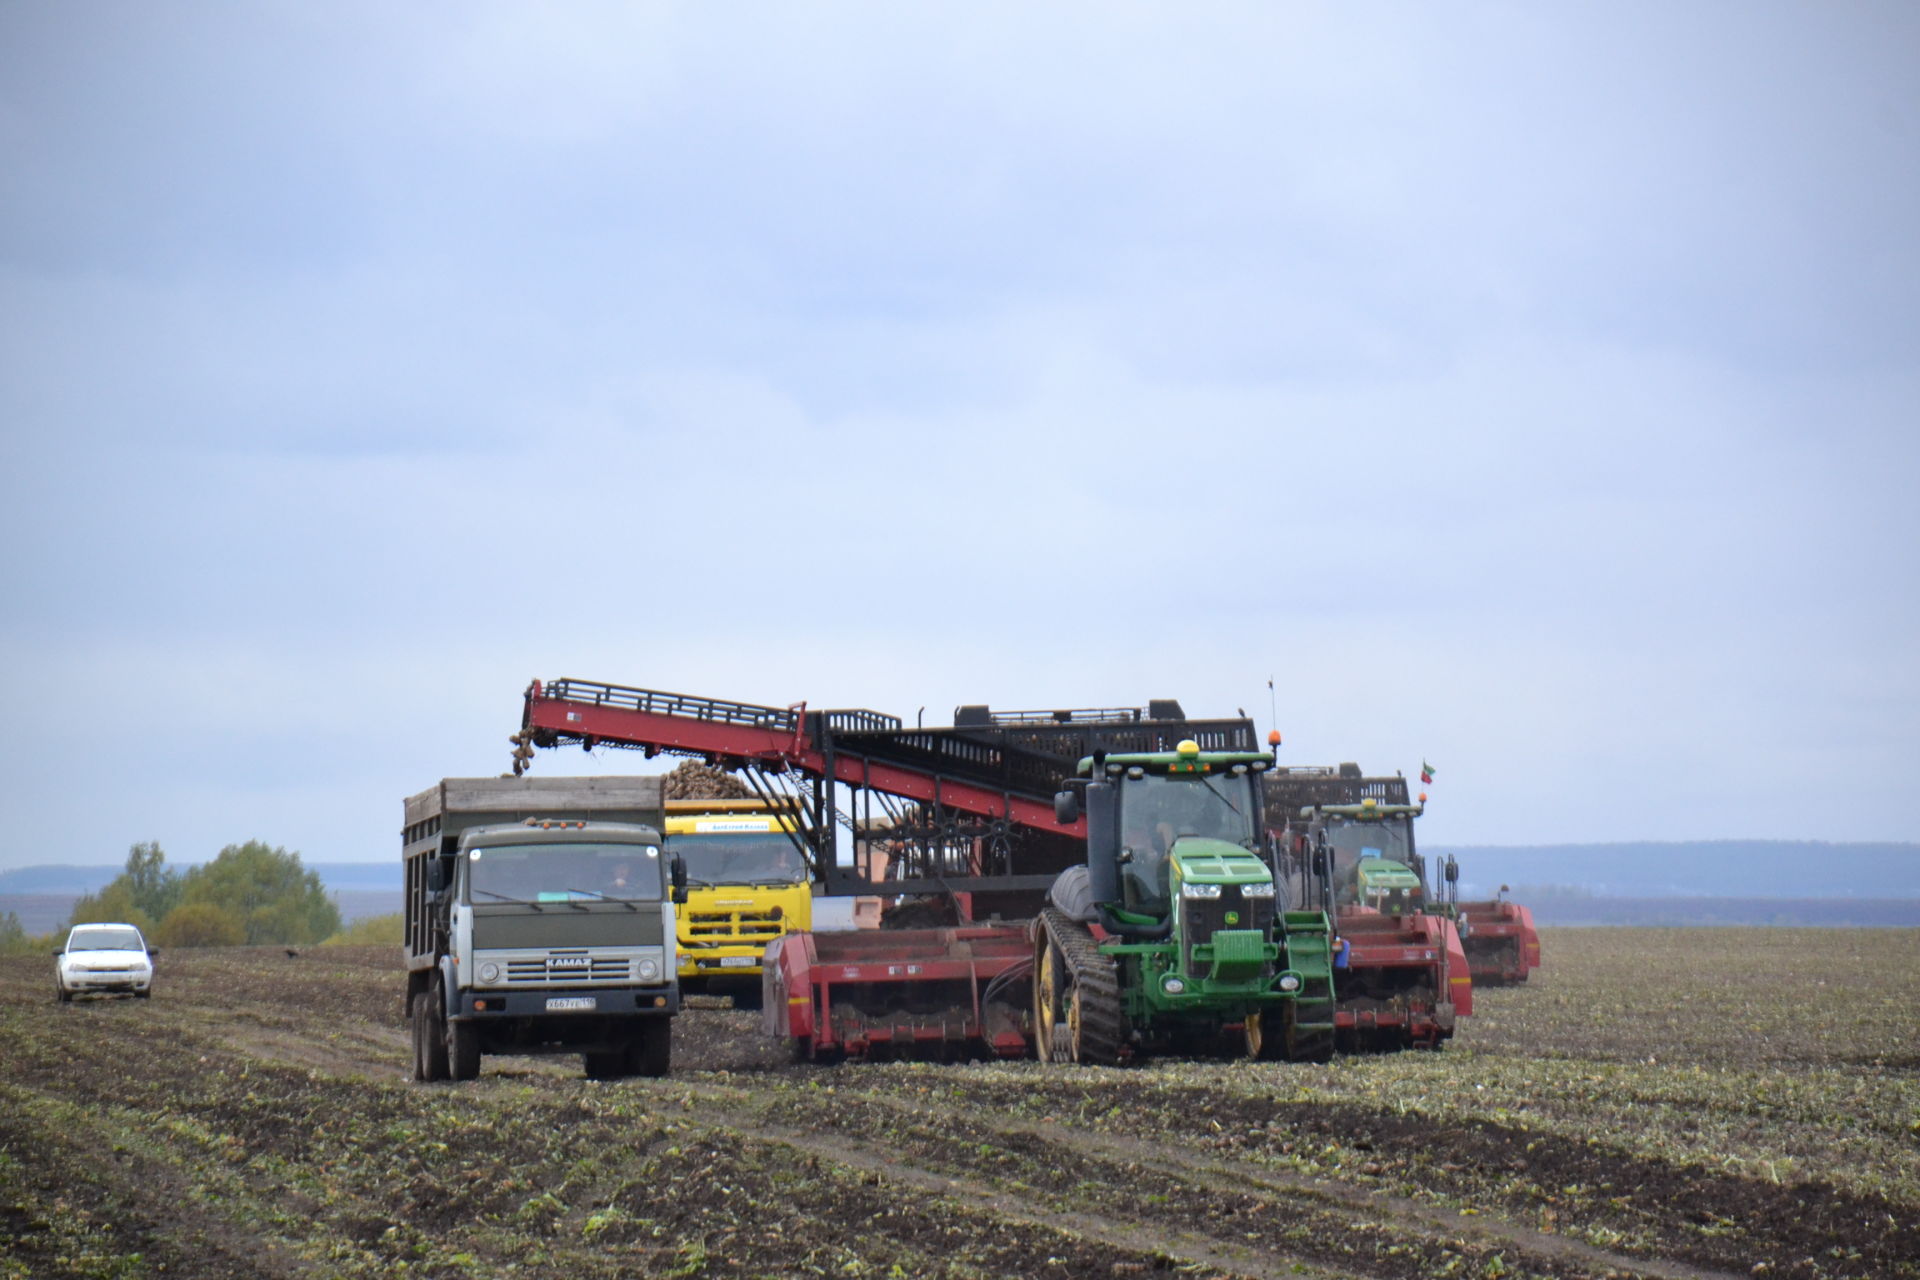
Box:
[1458,900,1541,985]
[1332,908,1471,1050]
[763,926,1032,1061]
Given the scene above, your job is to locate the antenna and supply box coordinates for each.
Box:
[1266,675,1277,742]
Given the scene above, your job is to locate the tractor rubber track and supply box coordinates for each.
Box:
[1038,907,1124,1065]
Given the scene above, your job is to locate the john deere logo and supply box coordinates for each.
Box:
[1225,911,1240,925]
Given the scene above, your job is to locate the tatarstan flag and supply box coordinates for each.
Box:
[1420,760,1435,784]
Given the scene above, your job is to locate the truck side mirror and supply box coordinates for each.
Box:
[1444,857,1459,884]
[1054,789,1080,824]
[670,853,689,905]
[425,859,446,894]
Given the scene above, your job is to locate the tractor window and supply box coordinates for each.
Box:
[1117,773,1259,914]
[1322,818,1417,898]
[667,833,806,885]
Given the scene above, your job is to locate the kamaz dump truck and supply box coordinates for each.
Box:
[402,776,685,1081]
[1037,740,1338,1063]
[664,798,811,1005]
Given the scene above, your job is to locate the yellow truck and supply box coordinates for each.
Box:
[663,799,811,1004]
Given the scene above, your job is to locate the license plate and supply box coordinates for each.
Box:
[545,996,596,1011]
[717,956,758,968]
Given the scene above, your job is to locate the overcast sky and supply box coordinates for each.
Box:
[2,2,1915,872]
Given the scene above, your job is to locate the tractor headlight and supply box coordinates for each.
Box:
[1241,882,1276,899]
[1181,883,1222,900]
[478,962,501,983]
[1162,975,1185,995]
[1277,972,1302,993]
[638,958,660,981]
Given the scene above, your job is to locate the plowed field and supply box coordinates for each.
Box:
[4,928,1916,1280]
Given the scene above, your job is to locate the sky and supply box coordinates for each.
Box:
[1,2,1916,873]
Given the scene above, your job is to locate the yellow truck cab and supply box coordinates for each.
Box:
[663,799,812,1005]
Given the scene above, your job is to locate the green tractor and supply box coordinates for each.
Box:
[1035,739,1337,1064]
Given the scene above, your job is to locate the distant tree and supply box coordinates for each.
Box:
[67,881,157,935]
[154,901,246,947]
[322,913,403,946]
[177,841,341,945]
[123,840,182,921]
[0,909,26,956]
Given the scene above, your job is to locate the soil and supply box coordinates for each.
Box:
[2,930,1915,1280]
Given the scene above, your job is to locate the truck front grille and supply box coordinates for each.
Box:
[687,909,785,942]
[505,955,633,984]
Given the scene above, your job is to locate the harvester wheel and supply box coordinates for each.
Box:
[1036,909,1123,1066]
[1243,1011,1287,1062]
[1285,1000,1335,1064]
[1032,928,1066,1061]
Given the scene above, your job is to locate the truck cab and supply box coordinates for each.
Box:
[664,799,812,1005]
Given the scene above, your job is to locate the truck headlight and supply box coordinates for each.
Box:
[1181,883,1222,899]
[1241,882,1276,899]
[638,958,660,981]
[478,962,501,983]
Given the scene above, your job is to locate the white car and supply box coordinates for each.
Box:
[54,922,157,1001]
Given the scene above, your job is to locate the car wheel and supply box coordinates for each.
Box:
[135,988,151,1000]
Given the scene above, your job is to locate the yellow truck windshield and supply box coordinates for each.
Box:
[669,832,805,886]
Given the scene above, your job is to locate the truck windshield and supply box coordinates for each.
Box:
[667,833,805,885]
[1118,772,1259,913]
[467,842,663,902]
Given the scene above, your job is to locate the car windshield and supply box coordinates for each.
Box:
[68,926,144,952]
[1117,772,1259,913]
[668,832,805,885]
[466,842,663,902]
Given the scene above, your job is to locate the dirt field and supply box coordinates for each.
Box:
[4,928,1916,1280]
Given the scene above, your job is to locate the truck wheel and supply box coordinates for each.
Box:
[413,991,449,1081]
[628,1021,671,1077]
[448,1018,481,1081]
[582,1050,626,1080]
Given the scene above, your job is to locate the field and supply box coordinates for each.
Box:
[3,929,1916,1280]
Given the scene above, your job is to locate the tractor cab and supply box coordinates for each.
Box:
[1065,739,1277,932]
[1310,796,1427,913]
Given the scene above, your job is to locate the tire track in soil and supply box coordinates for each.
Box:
[899,1071,1918,1279]
[667,1079,1703,1280]
[666,1100,1352,1280]
[754,1080,1752,1280]
[0,1089,322,1280]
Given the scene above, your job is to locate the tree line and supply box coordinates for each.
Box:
[0,840,395,954]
